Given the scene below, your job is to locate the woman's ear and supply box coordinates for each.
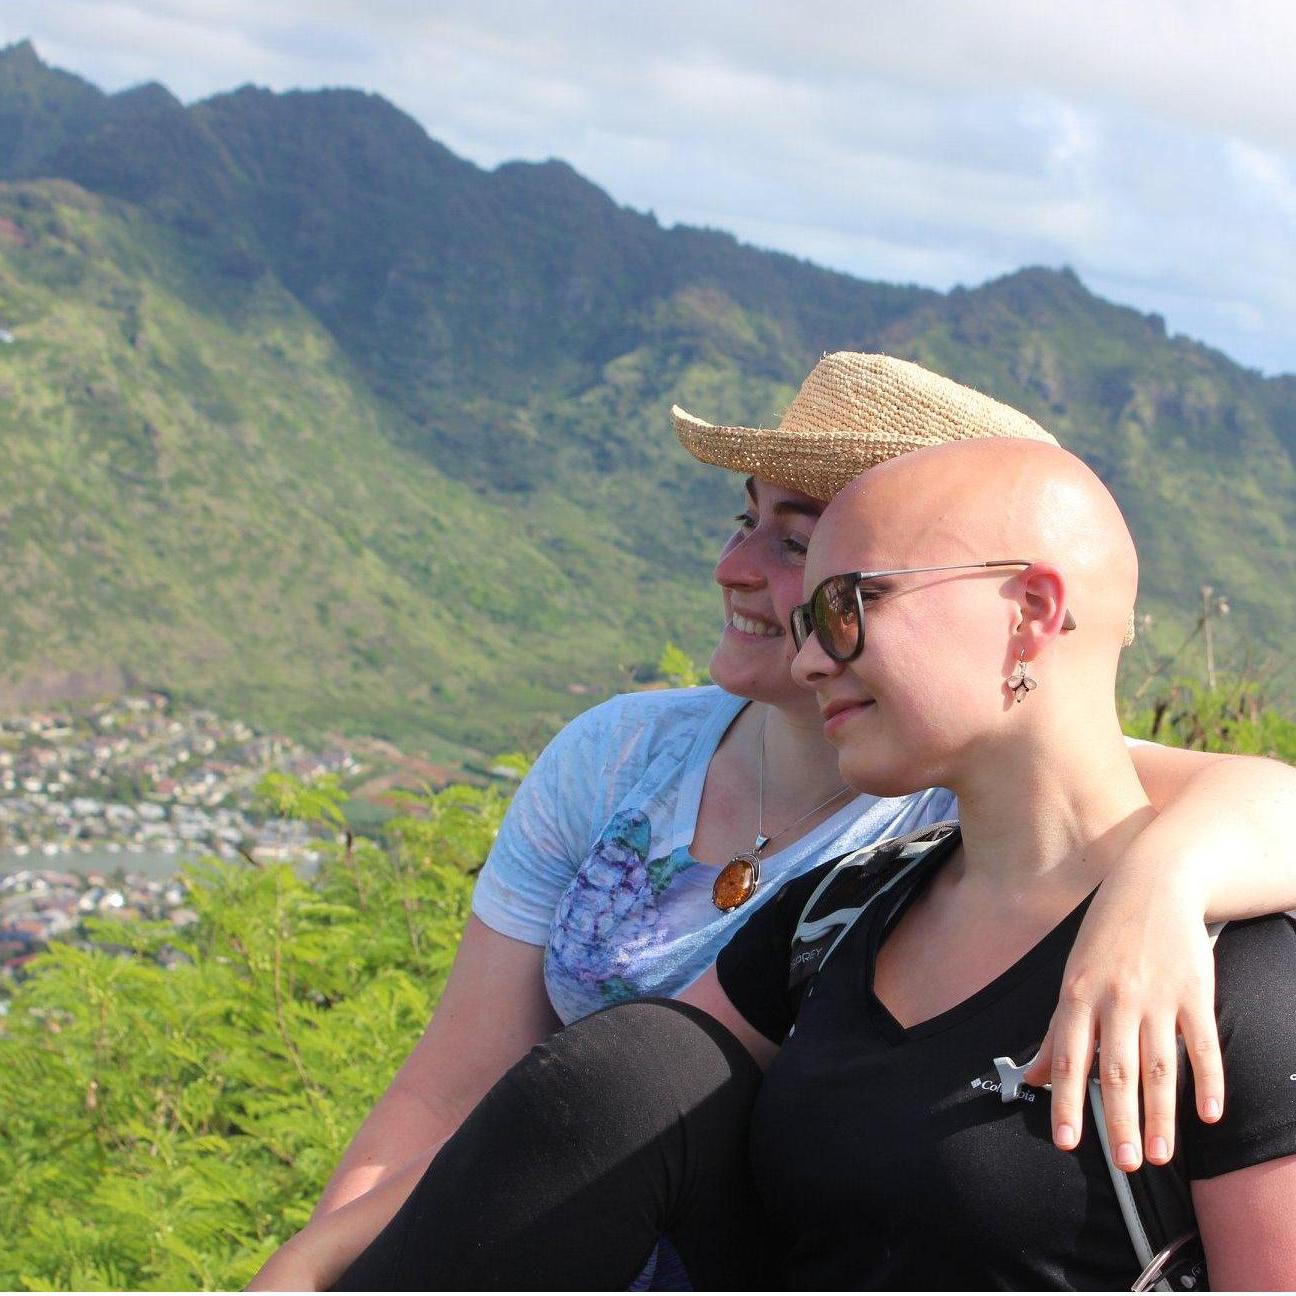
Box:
[1015,563,1069,657]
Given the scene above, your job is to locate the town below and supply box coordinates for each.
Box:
[0,692,363,990]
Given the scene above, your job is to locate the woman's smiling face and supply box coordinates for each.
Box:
[708,477,826,712]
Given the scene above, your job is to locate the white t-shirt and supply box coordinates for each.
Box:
[473,686,958,1024]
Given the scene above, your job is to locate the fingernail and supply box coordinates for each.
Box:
[1149,1136,1169,1162]
[1056,1123,1076,1147]
[1117,1141,1138,1167]
[1203,1097,1221,1120]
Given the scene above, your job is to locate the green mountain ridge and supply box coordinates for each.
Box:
[0,178,730,753]
[0,40,1291,753]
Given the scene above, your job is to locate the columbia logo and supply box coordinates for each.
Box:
[971,1074,1037,1102]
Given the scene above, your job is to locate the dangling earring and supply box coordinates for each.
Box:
[1007,649,1037,704]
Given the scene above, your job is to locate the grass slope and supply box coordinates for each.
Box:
[0,181,725,752]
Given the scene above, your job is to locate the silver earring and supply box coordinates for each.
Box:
[1007,650,1037,704]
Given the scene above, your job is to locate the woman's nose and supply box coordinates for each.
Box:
[791,632,840,690]
[713,532,764,589]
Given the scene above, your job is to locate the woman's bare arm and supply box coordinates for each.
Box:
[1027,745,1296,1170]
[252,1149,442,1290]
[312,916,559,1217]
[1128,743,1296,917]
[1192,1153,1296,1289]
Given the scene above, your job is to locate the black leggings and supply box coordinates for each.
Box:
[334,999,767,1291]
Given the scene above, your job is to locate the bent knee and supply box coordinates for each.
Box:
[517,998,760,1130]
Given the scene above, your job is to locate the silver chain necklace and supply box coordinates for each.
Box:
[712,709,852,912]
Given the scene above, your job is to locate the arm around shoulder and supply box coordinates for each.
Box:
[1127,741,1296,917]
[1025,746,1296,1166]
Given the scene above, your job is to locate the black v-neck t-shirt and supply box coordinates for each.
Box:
[716,838,1296,1290]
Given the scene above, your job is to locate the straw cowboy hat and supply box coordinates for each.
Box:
[671,351,1058,501]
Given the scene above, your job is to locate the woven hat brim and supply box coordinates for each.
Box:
[671,405,1057,501]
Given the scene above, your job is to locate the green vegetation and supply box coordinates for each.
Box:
[0,772,513,1290]
[1122,675,1296,762]
[1,659,1291,1289]
[657,641,705,689]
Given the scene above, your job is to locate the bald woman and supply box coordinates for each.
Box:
[695,438,1296,1289]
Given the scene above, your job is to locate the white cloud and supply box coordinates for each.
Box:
[1,0,1292,374]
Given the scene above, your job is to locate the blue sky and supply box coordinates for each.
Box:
[4,0,1293,375]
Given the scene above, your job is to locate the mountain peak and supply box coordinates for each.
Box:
[496,156,584,183]
[0,37,100,95]
[0,38,40,69]
[982,264,1087,296]
[111,80,184,113]
[492,156,621,218]
[0,39,108,180]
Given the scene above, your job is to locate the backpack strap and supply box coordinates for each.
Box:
[787,820,960,991]
[1088,921,1226,1293]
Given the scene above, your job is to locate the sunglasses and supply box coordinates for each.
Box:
[791,560,1076,662]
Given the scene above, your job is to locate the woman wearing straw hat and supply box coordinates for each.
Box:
[270,355,1296,1289]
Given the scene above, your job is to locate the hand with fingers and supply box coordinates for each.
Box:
[1022,860,1225,1170]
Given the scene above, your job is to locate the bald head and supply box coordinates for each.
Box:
[822,437,1138,656]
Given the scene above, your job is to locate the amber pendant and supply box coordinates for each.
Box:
[713,851,762,912]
